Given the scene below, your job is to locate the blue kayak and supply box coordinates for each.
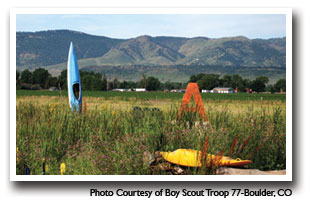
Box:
[67,42,82,113]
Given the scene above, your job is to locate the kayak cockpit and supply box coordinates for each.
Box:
[73,83,80,100]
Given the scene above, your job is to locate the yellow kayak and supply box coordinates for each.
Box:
[160,149,251,167]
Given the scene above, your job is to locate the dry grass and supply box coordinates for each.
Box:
[16,93,286,175]
[17,96,285,115]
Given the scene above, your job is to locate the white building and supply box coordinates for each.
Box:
[201,89,211,93]
[134,88,146,92]
[212,87,235,93]
[112,88,127,92]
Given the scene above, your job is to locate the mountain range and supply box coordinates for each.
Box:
[16,30,286,83]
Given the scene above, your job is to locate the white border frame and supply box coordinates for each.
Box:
[10,7,292,181]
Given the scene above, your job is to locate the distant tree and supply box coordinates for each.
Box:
[20,69,33,84]
[101,74,107,91]
[138,73,147,88]
[189,75,197,82]
[163,81,185,90]
[197,74,220,90]
[107,81,114,90]
[79,71,107,91]
[16,71,20,81]
[221,75,232,87]
[95,72,102,79]
[127,81,137,90]
[257,76,269,85]
[71,70,107,91]
[242,78,251,92]
[163,81,174,91]
[146,76,161,91]
[266,84,276,93]
[58,70,67,90]
[120,80,129,89]
[189,73,208,83]
[91,77,103,91]
[45,76,58,89]
[112,78,120,89]
[80,72,92,90]
[251,76,269,92]
[16,70,21,89]
[33,68,50,88]
[274,79,286,92]
[231,74,245,91]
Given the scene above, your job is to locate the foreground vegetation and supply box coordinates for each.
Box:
[16,91,286,175]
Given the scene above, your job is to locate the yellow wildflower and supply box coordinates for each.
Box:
[60,163,66,175]
[16,147,19,163]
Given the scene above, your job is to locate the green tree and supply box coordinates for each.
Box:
[197,74,220,90]
[222,75,232,87]
[107,81,114,90]
[120,80,129,89]
[251,76,269,92]
[45,76,58,89]
[190,73,207,83]
[163,81,174,91]
[112,78,120,89]
[58,70,67,90]
[16,71,20,81]
[189,75,197,82]
[20,69,33,84]
[101,74,107,91]
[91,77,102,90]
[127,81,137,90]
[138,73,147,88]
[231,74,245,91]
[243,78,251,92]
[146,76,161,91]
[80,72,91,90]
[266,84,276,93]
[16,70,21,89]
[33,68,50,88]
[274,79,286,92]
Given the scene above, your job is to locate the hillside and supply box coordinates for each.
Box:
[16,30,286,83]
[16,30,125,69]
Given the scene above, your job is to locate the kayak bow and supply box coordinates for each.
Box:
[67,42,82,113]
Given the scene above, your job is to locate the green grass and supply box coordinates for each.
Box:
[16,90,286,102]
[16,93,286,175]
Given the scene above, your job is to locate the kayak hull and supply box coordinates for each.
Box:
[160,149,251,167]
[67,42,82,113]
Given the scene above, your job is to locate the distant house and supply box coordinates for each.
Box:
[113,88,127,92]
[170,89,186,93]
[201,89,211,93]
[212,87,235,94]
[134,88,146,92]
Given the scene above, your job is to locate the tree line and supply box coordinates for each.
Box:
[16,68,286,93]
[189,73,286,93]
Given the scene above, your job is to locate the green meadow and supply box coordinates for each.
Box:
[16,90,286,175]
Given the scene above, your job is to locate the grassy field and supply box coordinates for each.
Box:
[16,90,286,175]
[16,89,286,101]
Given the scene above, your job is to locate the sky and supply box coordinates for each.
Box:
[16,14,286,39]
